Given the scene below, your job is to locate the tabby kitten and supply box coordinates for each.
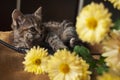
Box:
[11,7,80,51]
[11,7,44,48]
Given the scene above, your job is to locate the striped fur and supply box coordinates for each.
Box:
[44,20,78,51]
[11,7,79,51]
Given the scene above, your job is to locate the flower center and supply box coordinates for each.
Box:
[86,17,97,30]
[34,59,41,65]
[59,63,70,74]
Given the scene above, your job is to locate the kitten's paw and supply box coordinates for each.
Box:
[53,45,68,51]
[70,38,76,47]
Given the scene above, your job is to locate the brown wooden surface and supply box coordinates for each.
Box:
[89,43,103,54]
[0,31,49,80]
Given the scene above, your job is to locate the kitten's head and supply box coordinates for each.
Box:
[11,7,45,48]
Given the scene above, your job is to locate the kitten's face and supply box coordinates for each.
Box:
[11,7,45,48]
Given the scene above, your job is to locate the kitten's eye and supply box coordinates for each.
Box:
[30,27,36,32]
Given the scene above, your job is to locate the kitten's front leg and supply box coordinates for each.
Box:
[61,27,80,48]
[46,33,67,51]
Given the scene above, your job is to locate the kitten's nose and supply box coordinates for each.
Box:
[34,34,42,40]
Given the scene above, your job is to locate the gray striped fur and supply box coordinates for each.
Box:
[11,7,78,51]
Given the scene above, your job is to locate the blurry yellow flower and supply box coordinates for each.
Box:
[76,2,112,44]
[97,72,120,80]
[102,30,120,75]
[106,0,120,10]
[23,46,49,74]
[47,49,91,80]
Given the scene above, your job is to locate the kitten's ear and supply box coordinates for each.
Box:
[34,7,42,19]
[12,9,24,26]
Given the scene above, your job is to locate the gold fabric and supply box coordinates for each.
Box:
[0,31,49,80]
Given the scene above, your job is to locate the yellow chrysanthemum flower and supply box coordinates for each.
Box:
[47,49,91,80]
[102,30,120,75]
[76,2,112,44]
[106,0,120,10]
[23,46,49,74]
[97,72,120,80]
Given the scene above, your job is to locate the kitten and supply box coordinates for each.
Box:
[43,20,79,51]
[11,7,80,51]
[11,7,45,48]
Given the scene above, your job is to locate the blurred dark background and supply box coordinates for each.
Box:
[0,0,120,31]
[0,0,16,31]
[0,0,79,31]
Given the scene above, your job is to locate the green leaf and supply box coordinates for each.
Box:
[74,45,109,75]
[96,63,109,75]
[97,56,105,64]
[74,45,97,70]
[96,56,109,75]
[74,45,91,58]
[111,19,120,30]
[96,66,105,75]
